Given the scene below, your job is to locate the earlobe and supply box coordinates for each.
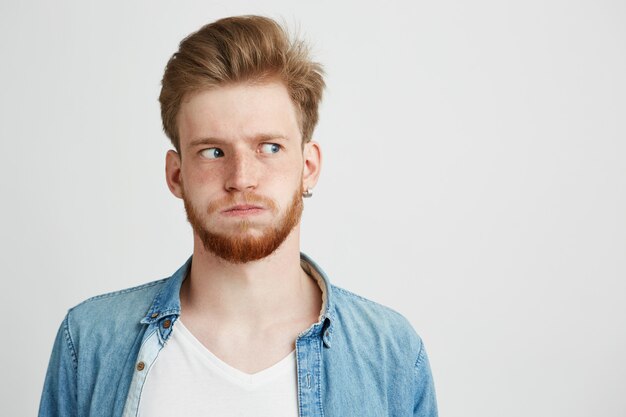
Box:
[302,141,322,190]
[165,150,184,199]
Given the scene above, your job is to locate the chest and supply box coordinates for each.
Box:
[138,323,300,417]
[180,316,315,374]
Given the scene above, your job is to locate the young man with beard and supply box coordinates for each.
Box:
[39,15,438,417]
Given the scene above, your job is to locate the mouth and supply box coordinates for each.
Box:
[222,204,265,216]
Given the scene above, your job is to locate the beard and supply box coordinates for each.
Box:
[181,186,303,264]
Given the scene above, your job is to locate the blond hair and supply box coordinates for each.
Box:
[159,15,325,152]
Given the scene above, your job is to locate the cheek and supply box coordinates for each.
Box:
[183,162,223,186]
[279,155,305,180]
[180,168,223,205]
[275,173,304,202]
[272,160,303,186]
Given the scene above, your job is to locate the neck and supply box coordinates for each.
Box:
[180,227,320,328]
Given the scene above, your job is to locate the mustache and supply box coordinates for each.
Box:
[207,192,278,215]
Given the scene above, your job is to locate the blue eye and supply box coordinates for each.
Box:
[200,148,224,159]
[260,143,281,154]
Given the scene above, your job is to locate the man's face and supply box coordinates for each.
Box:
[166,80,318,263]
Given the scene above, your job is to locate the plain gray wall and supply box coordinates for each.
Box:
[1,1,624,416]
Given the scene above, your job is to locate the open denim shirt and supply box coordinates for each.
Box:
[39,253,438,417]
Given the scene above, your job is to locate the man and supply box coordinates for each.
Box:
[39,15,438,417]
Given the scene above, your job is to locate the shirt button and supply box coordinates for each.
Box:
[150,313,159,318]
[136,361,145,371]
[163,319,172,329]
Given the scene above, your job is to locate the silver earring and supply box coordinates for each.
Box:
[302,187,313,198]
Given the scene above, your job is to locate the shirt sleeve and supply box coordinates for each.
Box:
[38,313,79,417]
[413,341,438,417]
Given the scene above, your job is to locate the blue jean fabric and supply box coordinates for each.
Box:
[39,253,438,416]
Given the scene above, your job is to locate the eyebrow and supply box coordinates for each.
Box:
[189,133,288,148]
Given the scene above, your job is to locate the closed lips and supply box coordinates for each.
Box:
[223,205,263,212]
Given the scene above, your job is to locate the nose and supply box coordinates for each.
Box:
[224,150,258,192]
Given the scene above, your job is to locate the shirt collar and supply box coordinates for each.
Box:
[141,252,336,347]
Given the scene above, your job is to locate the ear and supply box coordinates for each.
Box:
[302,141,322,190]
[165,149,184,199]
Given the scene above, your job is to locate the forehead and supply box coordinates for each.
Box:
[177,81,301,148]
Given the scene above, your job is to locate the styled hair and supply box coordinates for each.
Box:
[159,15,325,152]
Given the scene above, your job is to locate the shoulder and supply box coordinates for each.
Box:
[329,284,423,357]
[65,278,169,344]
[70,278,167,318]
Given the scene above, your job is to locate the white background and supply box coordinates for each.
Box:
[1,1,625,416]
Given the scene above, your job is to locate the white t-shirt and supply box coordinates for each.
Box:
[138,320,299,417]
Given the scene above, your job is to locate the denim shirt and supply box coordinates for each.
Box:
[39,253,438,417]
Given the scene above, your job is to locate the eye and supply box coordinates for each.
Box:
[200,147,224,159]
[259,143,281,154]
